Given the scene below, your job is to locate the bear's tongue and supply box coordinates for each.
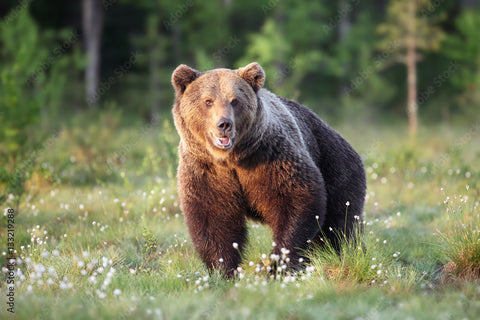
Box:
[218,137,230,145]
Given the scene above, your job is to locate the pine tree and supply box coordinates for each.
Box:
[378,0,444,137]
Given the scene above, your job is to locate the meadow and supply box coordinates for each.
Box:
[1,111,480,320]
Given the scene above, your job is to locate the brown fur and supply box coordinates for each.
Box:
[172,63,366,277]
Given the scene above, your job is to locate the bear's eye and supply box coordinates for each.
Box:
[230,99,239,107]
[205,99,213,107]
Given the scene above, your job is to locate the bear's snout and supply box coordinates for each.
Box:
[212,117,235,150]
[217,118,233,135]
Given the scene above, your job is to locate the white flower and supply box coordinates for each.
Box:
[113,289,121,296]
[96,290,106,299]
[232,242,239,249]
[48,266,57,277]
[305,266,315,273]
[346,201,350,206]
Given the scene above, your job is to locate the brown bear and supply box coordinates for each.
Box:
[171,62,366,277]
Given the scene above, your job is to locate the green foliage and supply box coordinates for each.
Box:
[378,0,445,53]
[442,9,480,114]
[238,1,329,100]
[0,7,43,157]
[311,228,418,289]
[0,6,83,204]
[336,8,399,117]
[141,227,159,270]
[1,0,478,126]
[0,9,82,155]
[438,190,480,281]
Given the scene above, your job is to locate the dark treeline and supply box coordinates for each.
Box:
[0,0,479,128]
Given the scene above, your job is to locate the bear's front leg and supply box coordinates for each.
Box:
[178,159,247,277]
[270,200,324,271]
[238,159,327,271]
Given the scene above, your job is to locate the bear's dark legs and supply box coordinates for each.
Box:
[178,156,249,277]
[316,198,363,253]
[182,200,248,277]
[269,199,325,271]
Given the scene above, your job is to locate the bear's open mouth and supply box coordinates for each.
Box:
[213,135,234,149]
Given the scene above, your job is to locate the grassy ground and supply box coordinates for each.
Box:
[1,112,480,319]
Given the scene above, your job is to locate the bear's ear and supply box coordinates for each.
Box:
[172,64,200,95]
[237,62,265,93]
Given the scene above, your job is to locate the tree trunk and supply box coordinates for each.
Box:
[338,0,352,98]
[147,14,161,119]
[338,0,351,40]
[406,43,417,137]
[273,7,287,88]
[406,0,418,138]
[82,0,104,108]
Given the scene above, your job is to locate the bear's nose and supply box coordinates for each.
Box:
[217,118,233,134]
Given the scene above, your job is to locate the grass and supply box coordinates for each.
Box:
[1,112,480,319]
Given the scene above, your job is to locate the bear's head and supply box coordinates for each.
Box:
[172,62,265,160]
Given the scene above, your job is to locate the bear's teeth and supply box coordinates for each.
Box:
[219,137,230,145]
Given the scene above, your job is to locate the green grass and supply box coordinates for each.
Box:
[1,114,480,319]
